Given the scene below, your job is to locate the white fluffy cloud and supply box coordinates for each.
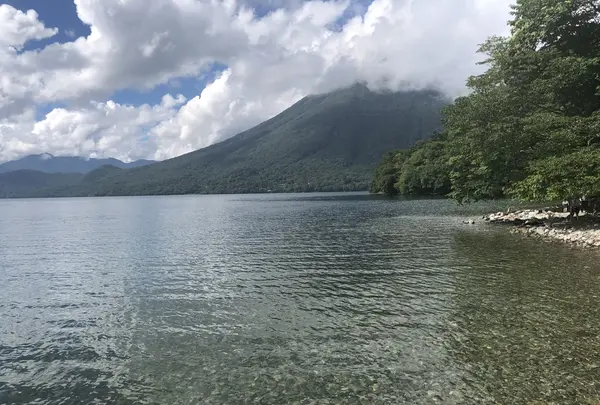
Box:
[0,5,58,48]
[0,95,186,162]
[0,0,511,162]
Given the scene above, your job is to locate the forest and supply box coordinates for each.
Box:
[371,0,600,204]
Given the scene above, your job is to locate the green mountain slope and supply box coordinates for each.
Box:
[0,170,82,198]
[16,84,449,197]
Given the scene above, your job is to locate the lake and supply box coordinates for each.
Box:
[1,193,600,404]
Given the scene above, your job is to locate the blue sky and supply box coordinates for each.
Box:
[4,0,370,114]
[111,63,229,106]
[5,0,361,109]
[4,0,229,107]
[4,0,89,47]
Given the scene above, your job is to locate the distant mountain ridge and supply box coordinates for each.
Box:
[0,84,449,198]
[0,153,155,174]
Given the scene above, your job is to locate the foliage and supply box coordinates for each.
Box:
[396,135,451,196]
[369,150,407,195]
[372,0,600,203]
[370,134,452,197]
[509,147,600,201]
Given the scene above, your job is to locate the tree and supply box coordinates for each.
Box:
[372,0,600,204]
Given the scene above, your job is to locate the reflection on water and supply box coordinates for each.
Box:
[0,194,599,404]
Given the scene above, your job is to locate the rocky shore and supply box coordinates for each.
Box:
[482,208,600,249]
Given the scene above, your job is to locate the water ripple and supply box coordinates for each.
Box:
[1,194,600,404]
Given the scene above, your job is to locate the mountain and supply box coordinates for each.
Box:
[0,170,82,198]
[0,153,155,174]
[5,84,450,198]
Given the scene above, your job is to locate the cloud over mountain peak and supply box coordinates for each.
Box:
[0,0,510,163]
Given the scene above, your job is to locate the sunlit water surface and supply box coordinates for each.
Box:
[1,193,600,404]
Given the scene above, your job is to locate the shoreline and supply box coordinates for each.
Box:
[481,208,600,249]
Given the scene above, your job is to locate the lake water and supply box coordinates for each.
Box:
[1,193,600,404]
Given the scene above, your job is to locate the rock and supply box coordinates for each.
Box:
[524,219,542,227]
[486,207,600,250]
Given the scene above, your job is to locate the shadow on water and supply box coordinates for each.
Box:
[447,229,600,404]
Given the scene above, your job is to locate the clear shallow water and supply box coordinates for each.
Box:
[1,193,600,404]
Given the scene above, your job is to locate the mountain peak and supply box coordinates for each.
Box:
[1,87,449,197]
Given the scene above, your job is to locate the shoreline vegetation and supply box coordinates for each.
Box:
[371,0,600,250]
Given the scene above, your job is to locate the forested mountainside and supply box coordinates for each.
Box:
[0,170,81,198]
[9,84,448,198]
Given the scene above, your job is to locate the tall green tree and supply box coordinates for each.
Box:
[372,0,600,204]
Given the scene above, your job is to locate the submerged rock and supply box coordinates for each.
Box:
[508,221,600,249]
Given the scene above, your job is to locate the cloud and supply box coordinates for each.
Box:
[150,0,511,158]
[0,94,186,162]
[0,0,247,119]
[0,5,58,49]
[0,0,511,163]
[0,5,58,119]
